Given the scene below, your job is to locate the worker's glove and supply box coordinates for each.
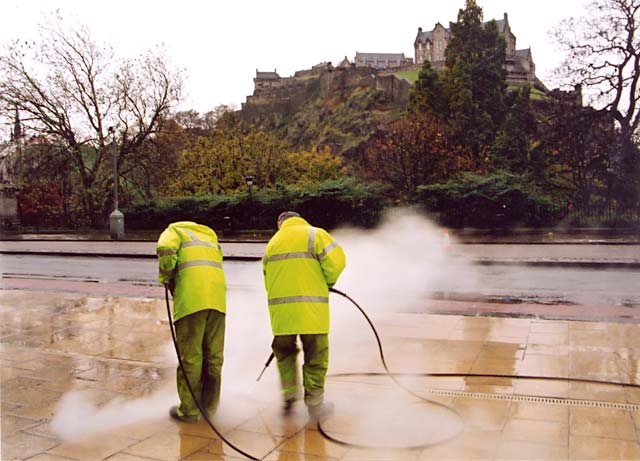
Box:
[165,280,175,296]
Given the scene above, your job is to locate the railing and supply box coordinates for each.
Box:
[560,204,640,226]
[434,203,640,228]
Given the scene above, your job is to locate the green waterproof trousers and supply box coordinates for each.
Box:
[271,334,329,408]
[175,309,225,419]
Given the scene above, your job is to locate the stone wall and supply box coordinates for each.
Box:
[318,67,376,98]
[242,75,322,122]
[0,185,19,229]
[375,74,412,105]
[241,66,405,123]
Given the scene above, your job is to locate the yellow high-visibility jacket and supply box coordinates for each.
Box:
[263,216,346,335]
[157,221,226,322]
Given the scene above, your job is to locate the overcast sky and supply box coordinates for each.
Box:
[2,0,588,114]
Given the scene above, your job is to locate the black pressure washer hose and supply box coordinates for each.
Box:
[165,285,640,458]
[324,287,465,449]
[323,288,640,448]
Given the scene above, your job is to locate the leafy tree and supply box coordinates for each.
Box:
[409,0,508,169]
[552,0,640,206]
[409,60,446,116]
[444,0,508,165]
[492,86,541,175]
[360,111,471,200]
[167,126,345,195]
[537,91,617,208]
[0,15,183,225]
[281,147,346,186]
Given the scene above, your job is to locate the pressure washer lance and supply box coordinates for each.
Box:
[256,352,275,382]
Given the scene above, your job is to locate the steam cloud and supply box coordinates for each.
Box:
[52,209,468,445]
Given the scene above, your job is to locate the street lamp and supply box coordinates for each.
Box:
[245,174,254,199]
[108,126,124,240]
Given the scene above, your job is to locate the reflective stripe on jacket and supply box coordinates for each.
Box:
[157,221,226,322]
[263,217,346,335]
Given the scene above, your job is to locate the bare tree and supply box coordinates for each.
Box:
[202,105,235,130]
[172,105,236,132]
[552,0,640,205]
[0,15,183,225]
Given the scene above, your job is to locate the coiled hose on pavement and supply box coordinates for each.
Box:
[165,285,640,458]
[322,287,465,449]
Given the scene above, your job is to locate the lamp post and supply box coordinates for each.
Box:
[108,127,124,240]
[245,174,254,199]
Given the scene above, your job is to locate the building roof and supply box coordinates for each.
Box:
[416,14,508,43]
[255,70,281,80]
[355,52,407,61]
[491,19,506,33]
[415,29,433,43]
[337,56,351,68]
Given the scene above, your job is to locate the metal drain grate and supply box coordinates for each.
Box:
[427,389,640,411]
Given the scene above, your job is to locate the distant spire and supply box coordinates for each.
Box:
[11,108,22,142]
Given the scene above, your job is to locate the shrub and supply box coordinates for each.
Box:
[417,171,560,228]
[123,178,389,232]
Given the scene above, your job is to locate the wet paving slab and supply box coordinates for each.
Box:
[1,289,639,460]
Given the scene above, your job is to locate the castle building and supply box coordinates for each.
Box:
[245,12,540,117]
[253,69,282,94]
[354,52,413,70]
[414,13,536,85]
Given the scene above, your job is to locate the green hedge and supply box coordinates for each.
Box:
[123,178,388,232]
[416,171,561,228]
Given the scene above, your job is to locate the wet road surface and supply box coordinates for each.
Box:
[2,254,639,322]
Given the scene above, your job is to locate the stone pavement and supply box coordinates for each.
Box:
[1,235,640,459]
[1,285,640,460]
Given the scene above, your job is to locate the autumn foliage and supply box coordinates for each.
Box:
[18,181,64,227]
[166,125,345,195]
[361,112,471,198]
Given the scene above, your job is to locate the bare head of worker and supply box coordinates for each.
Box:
[277,211,301,229]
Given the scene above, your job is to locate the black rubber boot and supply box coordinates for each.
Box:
[283,399,295,416]
[169,405,199,423]
[308,401,334,420]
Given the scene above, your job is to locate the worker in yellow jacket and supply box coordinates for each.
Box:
[157,221,226,423]
[262,211,346,418]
